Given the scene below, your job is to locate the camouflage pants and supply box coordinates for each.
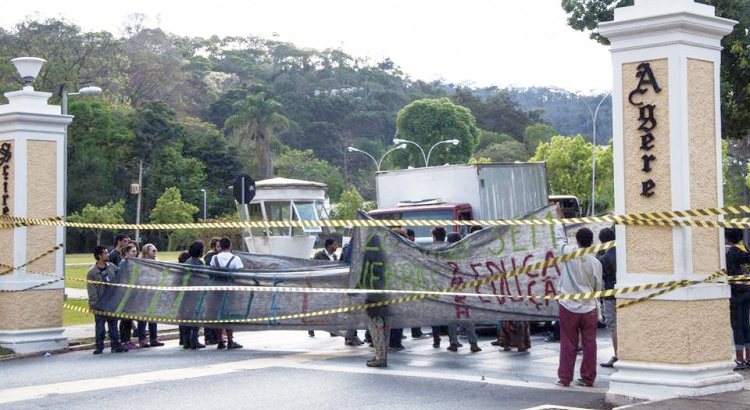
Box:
[368,316,391,361]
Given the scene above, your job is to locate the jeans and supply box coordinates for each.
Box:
[448,323,478,345]
[95,315,120,350]
[137,321,159,342]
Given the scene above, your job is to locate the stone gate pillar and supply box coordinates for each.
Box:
[0,58,71,354]
[598,0,743,403]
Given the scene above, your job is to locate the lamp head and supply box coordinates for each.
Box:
[448,139,460,145]
[77,86,102,95]
[395,143,406,149]
[11,57,46,89]
[347,146,356,152]
[393,138,405,144]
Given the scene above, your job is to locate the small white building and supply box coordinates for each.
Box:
[241,177,332,259]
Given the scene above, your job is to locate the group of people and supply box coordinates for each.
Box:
[86,234,246,354]
[86,234,164,354]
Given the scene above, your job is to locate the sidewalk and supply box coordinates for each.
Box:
[63,287,180,350]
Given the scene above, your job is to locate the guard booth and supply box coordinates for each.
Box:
[240,177,335,259]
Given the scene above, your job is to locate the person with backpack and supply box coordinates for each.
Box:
[210,237,244,349]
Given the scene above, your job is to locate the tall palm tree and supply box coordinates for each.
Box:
[224,92,289,179]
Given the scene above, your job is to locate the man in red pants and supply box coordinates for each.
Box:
[553,205,603,387]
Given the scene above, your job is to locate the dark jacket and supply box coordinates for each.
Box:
[726,245,750,293]
[86,262,118,309]
[597,247,616,299]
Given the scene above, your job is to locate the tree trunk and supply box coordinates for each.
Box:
[256,133,273,179]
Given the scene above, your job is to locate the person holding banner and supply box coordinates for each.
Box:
[87,246,128,354]
[553,205,602,388]
[210,237,244,350]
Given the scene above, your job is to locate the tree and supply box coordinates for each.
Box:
[331,187,373,220]
[561,0,750,140]
[531,135,595,212]
[224,91,290,179]
[68,199,125,246]
[524,123,556,156]
[274,148,345,200]
[474,140,529,163]
[393,98,480,167]
[148,187,200,251]
[0,18,125,96]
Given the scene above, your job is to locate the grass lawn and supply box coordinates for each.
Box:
[62,299,93,326]
[65,251,182,289]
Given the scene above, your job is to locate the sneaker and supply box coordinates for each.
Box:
[490,341,501,346]
[150,340,165,347]
[308,330,315,337]
[345,339,365,346]
[554,379,569,387]
[366,358,387,367]
[734,360,747,371]
[111,345,128,353]
[139,339,150,348]
[191,342,206,349]
[124,341,139,350]
[447,344,458,352]
[227,341,243,349]
[390,344,405,351]
[433,341,440,348]
[600,356,618,368]
[574,378,594,387]
[92,348,103,355]
[205,339,218,345]
[217,341,226,350]
[470,344,482,353]
[412,334,431,340]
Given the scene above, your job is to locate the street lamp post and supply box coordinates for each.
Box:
[200,189,207,221]
[392,138,461,167]
[58,84,102,259]
[392,138,427,166]
[549,87,611,215]
[347,144,406,172]
[426,139,460,167]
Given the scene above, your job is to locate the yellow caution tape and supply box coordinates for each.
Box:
[3,204,750,230]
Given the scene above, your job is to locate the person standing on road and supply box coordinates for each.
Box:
[108,233,130,266]
[137,243,165,348]
[553,205,602,387]
[725,228,750,369]
[117,243,141,350]
[181,241,207,350]
[210,237,244,349]
[313,238,338,261]
[597,227,618,368]
[87,245,127,354]
[202,237,222,345]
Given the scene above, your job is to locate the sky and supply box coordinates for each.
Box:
[1,0,614,94]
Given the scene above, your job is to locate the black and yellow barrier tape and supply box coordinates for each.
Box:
[0,244,64,277]
[4,204,750,230]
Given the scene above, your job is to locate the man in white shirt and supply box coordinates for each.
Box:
[553,206,603,388]
[210,237,244,349]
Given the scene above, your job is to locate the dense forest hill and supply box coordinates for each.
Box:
[0,18,609,251]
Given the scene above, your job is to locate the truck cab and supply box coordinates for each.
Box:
[367,199,473,245]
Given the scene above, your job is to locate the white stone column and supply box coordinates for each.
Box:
[598,0,742,404]
[0,77,72,354]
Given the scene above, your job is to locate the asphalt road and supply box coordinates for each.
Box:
[0,328,621,410]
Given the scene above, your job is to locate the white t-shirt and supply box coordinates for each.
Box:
[211,252,244,270]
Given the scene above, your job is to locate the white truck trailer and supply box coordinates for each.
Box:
[368,163,549,243]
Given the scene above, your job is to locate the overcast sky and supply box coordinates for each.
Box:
[1,0,614,93]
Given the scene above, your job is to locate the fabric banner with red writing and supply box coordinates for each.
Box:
[94,205,605,330]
